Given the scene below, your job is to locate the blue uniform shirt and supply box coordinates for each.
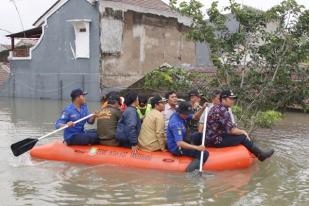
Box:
[167,113,193,153]
[55,103,91,141]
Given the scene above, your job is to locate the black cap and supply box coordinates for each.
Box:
[106,91,119,100]
[71,89,88,100]
[176,101,193,115]
[151,95,167,107]
[220,90,237,99]
[188,90,201,98]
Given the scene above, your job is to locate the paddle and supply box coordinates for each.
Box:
[199,107,209,174]
[11,114,94,157]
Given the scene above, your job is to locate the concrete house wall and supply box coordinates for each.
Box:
[100,7,197,90]
[0,0,101,100]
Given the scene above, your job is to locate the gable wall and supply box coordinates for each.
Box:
[1,0,101,100]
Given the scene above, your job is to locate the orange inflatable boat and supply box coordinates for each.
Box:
[30,141,256,172]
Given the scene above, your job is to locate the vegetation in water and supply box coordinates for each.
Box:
[256,111,283,128]
[232,106,282,130]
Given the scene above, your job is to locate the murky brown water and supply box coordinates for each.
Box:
[0,97,308,206]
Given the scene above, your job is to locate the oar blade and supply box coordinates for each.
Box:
[11,138,38,157]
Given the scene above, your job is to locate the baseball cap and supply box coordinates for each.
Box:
[176,101,193,115]
[71,89,88,100]
[220,90,237,99]
[151,95,167,106]
[188,90,201,98]
[108,92,121,103]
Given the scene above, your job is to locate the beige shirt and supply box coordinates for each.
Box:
[162,103,176,129]
[138,109,166,152]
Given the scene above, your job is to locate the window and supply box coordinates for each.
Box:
[68,19,91,59]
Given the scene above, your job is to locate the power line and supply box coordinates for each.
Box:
[9,0,26,37]
[0,28,12,34]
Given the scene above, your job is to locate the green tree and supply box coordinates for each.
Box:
[168,0,309,131]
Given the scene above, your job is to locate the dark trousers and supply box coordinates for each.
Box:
[173,133,209,163]
[118,139,132,148]
[210,134,253,150]
[66,129,99,146]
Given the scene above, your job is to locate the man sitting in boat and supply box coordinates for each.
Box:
[100,91,117,109]
[97,92,122,146]
[163,91,178,130]
[198,89,237,133]
[137,96,151,122]
[187,90,203,135]
[198,89,221,133]
[167,101,209,172]
[138,96,167,152]
[206,90,274,161]
[55,89,98,146]
[116,91,141,152]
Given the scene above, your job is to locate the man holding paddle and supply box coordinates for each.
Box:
[55,89,99,146]
[11,89,97,156]
[167,101,209,172]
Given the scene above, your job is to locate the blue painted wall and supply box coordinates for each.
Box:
[1,0,101,101]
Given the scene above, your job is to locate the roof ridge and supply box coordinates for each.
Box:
[104,0,173,12]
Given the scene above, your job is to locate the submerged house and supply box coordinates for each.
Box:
[0,0,212,100]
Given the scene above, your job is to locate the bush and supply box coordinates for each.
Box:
[256,110,282,128]
[144,67,192,92]
[143,67,214,96]
[231,105,242,119]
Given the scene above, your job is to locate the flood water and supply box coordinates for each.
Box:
[0,97,308,206]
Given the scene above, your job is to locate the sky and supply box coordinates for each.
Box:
[0,0,309,44]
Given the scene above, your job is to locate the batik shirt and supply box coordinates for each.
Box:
[206,104,236,145]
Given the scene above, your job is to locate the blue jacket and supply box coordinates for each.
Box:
[116,106,141,146]
[55,103,93,141]
[167,113,193,153]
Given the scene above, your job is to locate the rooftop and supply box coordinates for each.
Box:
[106,0,173,12]
[33,0,178,27]
[6,27,42,38]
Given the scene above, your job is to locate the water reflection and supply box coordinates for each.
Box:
[13,181,38,199]
[35,164,257,205]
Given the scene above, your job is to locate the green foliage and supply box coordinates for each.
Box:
[169,0,178,10]
[143,66,214,97]
[144,67,192,92]
[256,111,283,128]
[232,106,282,129]
[231,105,242,119]
[304,105,309,113]
[168,0,309,131]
